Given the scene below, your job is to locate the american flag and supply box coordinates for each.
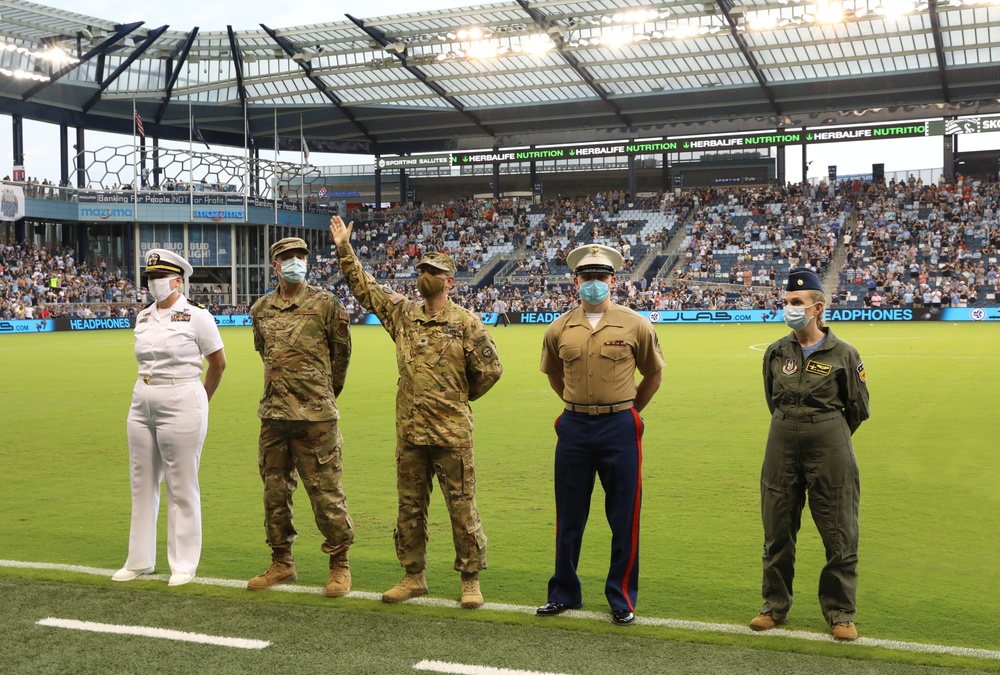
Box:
[134,111,145,139]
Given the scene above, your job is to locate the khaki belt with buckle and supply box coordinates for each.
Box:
[141,376,201,385]
[564,401,634,416]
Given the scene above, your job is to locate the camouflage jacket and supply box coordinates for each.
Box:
[252,283,351,421]
[337,243,503,446]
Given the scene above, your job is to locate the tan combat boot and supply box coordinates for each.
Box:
[247,556,297,591]
[325,554,351,598]
[832,621,858,641]
[460,571,483,609]
[381,571,428,603]
[749,613,782,631]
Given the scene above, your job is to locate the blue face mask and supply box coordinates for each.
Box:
[579,279,610,304]
[280,258,307,283]
[782,302,818,331]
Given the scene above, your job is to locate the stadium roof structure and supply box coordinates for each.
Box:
[1,0,1000,158]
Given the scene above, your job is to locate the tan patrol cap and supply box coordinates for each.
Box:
[144,249,193,278]
[567,244,623,275]
[270,237,309,260]
[415,251,457,275]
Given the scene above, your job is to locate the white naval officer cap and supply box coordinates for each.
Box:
[566,244,624,275]
[144,249,193,278]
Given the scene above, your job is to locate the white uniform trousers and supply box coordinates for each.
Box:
[124,379,208,575]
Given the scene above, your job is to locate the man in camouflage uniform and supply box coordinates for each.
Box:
[330,215,503,609]
[247,236,355,598]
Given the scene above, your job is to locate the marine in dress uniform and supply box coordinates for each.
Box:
[113,249,226,587]
[330,215,503,609]
[247,237,355,598]
[537,244,665,625]
[750,268,870,642]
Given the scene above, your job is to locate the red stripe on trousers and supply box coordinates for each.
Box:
[553,413,562,553]
[620,408,643,611]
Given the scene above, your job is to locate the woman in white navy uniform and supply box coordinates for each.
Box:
[112,249,227,587]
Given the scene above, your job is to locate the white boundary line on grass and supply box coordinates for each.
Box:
[36,617,270,649]
[413,660,571,675]
[5,559,1000,661]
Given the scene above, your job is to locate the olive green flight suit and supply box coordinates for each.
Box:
[759,327,870,626]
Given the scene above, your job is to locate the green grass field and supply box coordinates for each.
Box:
[1,321,998,673]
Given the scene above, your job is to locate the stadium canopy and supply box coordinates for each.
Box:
[1,0,1000,157]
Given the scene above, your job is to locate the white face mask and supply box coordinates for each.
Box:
[149,277,178,302]
[280,258,307,283]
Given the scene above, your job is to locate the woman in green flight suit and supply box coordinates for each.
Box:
[749,268,870,642]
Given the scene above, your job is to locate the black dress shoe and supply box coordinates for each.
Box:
[611,609,635,625]
[536,601,583,616]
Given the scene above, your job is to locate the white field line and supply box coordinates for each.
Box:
[414,660,571,675]
[36,617,270,649]
[5,559,1000,661]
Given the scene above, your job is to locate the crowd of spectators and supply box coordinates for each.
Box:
[0,242,142,319]
[671,183,847,287]
[4,180,1000,320]
[832,175,1000,308]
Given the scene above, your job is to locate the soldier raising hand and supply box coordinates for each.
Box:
[331,215,503,609]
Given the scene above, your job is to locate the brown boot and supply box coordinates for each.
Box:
[749,613,783,631]
[460,571,483,609]
[247,555,296,591]
[325,554,351,598]
[381,571,428,603]
[832,621,858,641]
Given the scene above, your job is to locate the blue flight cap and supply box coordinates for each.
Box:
[785,268,824,292]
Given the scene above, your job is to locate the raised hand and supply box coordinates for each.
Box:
[329,215,354,248]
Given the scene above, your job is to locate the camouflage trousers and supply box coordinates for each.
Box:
[394,439,487,574]
[258,419,354,558]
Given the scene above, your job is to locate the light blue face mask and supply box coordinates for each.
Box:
[579,279,610,304]
[782,302,818,331]
[280,258,307,283]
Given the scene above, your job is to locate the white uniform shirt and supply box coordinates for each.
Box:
[134,295,224,379]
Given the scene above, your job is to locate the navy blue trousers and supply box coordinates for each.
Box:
[547,408,643,613]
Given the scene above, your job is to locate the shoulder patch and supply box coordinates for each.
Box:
[857,362,867,383]
[389,293,405,305]
[781,357,798,375]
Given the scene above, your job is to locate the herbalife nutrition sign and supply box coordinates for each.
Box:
[440,123,932,165]
[381,121,937,167]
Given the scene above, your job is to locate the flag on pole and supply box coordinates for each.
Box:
[134,111,145,139]
[300,129,310,164]
[192,118,211,150]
